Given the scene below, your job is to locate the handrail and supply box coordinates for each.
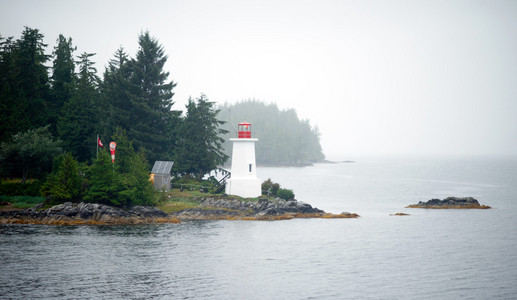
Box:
[210,172,231,194]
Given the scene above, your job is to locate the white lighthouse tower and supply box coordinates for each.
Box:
[225,122,261,198]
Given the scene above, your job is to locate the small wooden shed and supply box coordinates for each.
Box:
[150,161,174,191]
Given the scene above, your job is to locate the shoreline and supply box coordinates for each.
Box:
[0,197,360,225]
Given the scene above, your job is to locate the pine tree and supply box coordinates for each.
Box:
[49,34,76,134]
[84,149,119,205]
[174,94,229,179]
[14,27,51,130]
[111,127,155,206]
[57,52,100,162]
[85,129,155,207]
[100,47,132,139]
[127,31,177,162]
[0,35,24,142]
[0,28,51,142]
[41,152,83,204]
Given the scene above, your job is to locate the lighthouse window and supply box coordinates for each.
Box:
[249,164,252,173]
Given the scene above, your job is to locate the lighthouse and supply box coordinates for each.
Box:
[225,122,261,198]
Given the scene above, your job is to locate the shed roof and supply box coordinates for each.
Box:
[151,161,174,174]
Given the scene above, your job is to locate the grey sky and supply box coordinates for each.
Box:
[1,0,516,159]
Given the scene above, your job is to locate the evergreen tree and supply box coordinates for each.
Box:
[100,47,132,139]
[174,94,228,179]
[0,35,24,142]
[85,130,155,207]
[127,31,177,162]
[14,27,51,130]
[50,34,76,134]
[84,149,119,205]
[57,52,100,162]
[0,28,51,142]
[41,152,83,204]
[111,127,155,206]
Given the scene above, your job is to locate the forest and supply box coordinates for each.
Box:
[0,27,324,207]
[218,101,325,166]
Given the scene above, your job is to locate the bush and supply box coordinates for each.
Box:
[0,180,44,196]
[261,178,280,196]
[40,153,84,205]
[277,188,295,200]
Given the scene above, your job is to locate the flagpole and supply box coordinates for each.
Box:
[96,134,99,158]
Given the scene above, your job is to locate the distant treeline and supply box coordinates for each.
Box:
[218,101,325,166]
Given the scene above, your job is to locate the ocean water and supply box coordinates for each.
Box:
[1,156,516,299]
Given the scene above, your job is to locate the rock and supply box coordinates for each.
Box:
[171,196,354,220]
[0,202,180,225]
[406,197,491,209]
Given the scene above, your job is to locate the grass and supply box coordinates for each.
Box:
[158,201,200,214]
[155,188,269,213]
[0,195,45,209]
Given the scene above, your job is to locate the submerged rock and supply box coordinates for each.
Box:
[406,197,491,209]
[0,202,180,225]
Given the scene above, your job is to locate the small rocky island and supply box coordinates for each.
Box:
[0,197,359,225]
[406,197,491,209]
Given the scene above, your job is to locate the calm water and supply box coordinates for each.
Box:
[1,157,516,299]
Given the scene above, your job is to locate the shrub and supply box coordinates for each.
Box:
[277,188,295,200]
[0,180,44,196]
[261,178,280,196]
[41,153,84,204]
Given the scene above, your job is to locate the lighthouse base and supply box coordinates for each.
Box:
[225,177,262,198]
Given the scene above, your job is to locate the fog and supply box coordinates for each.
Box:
[2,0,516,160]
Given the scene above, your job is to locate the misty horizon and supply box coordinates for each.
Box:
[1,0,516,159]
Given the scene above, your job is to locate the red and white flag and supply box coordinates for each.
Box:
[98,138,104,147]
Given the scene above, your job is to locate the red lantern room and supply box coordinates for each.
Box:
[238,122,252,138]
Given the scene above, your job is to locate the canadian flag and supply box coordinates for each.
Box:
[98,138,104,147]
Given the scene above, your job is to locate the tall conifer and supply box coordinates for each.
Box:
[174,94,228,179]
[50,34,76,134]
[127,31,177,162]
[57,52,100,162]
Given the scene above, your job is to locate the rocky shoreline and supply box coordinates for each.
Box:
[0,197,359,225]
[171,197,359,221]
[406,197,491,209]
[0,202,180,225]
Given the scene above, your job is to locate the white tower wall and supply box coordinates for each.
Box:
[226,138,261,198]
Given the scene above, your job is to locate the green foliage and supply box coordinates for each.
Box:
[0,180,44,196]
[261,178,280,196]
[40,153,84,204]
[84,130,155,207]
[0,27,51,142]
[261,178,294,200]
[173,94,229,179]
[218,100,325,166]
[0,195,45,209]
[57,52,100,162]
[49,34,76,134]
[0,126,62,183]
[125,31,178,162]
[100,47,132,139]
[277,188,295,200]
[84,150,119,205]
